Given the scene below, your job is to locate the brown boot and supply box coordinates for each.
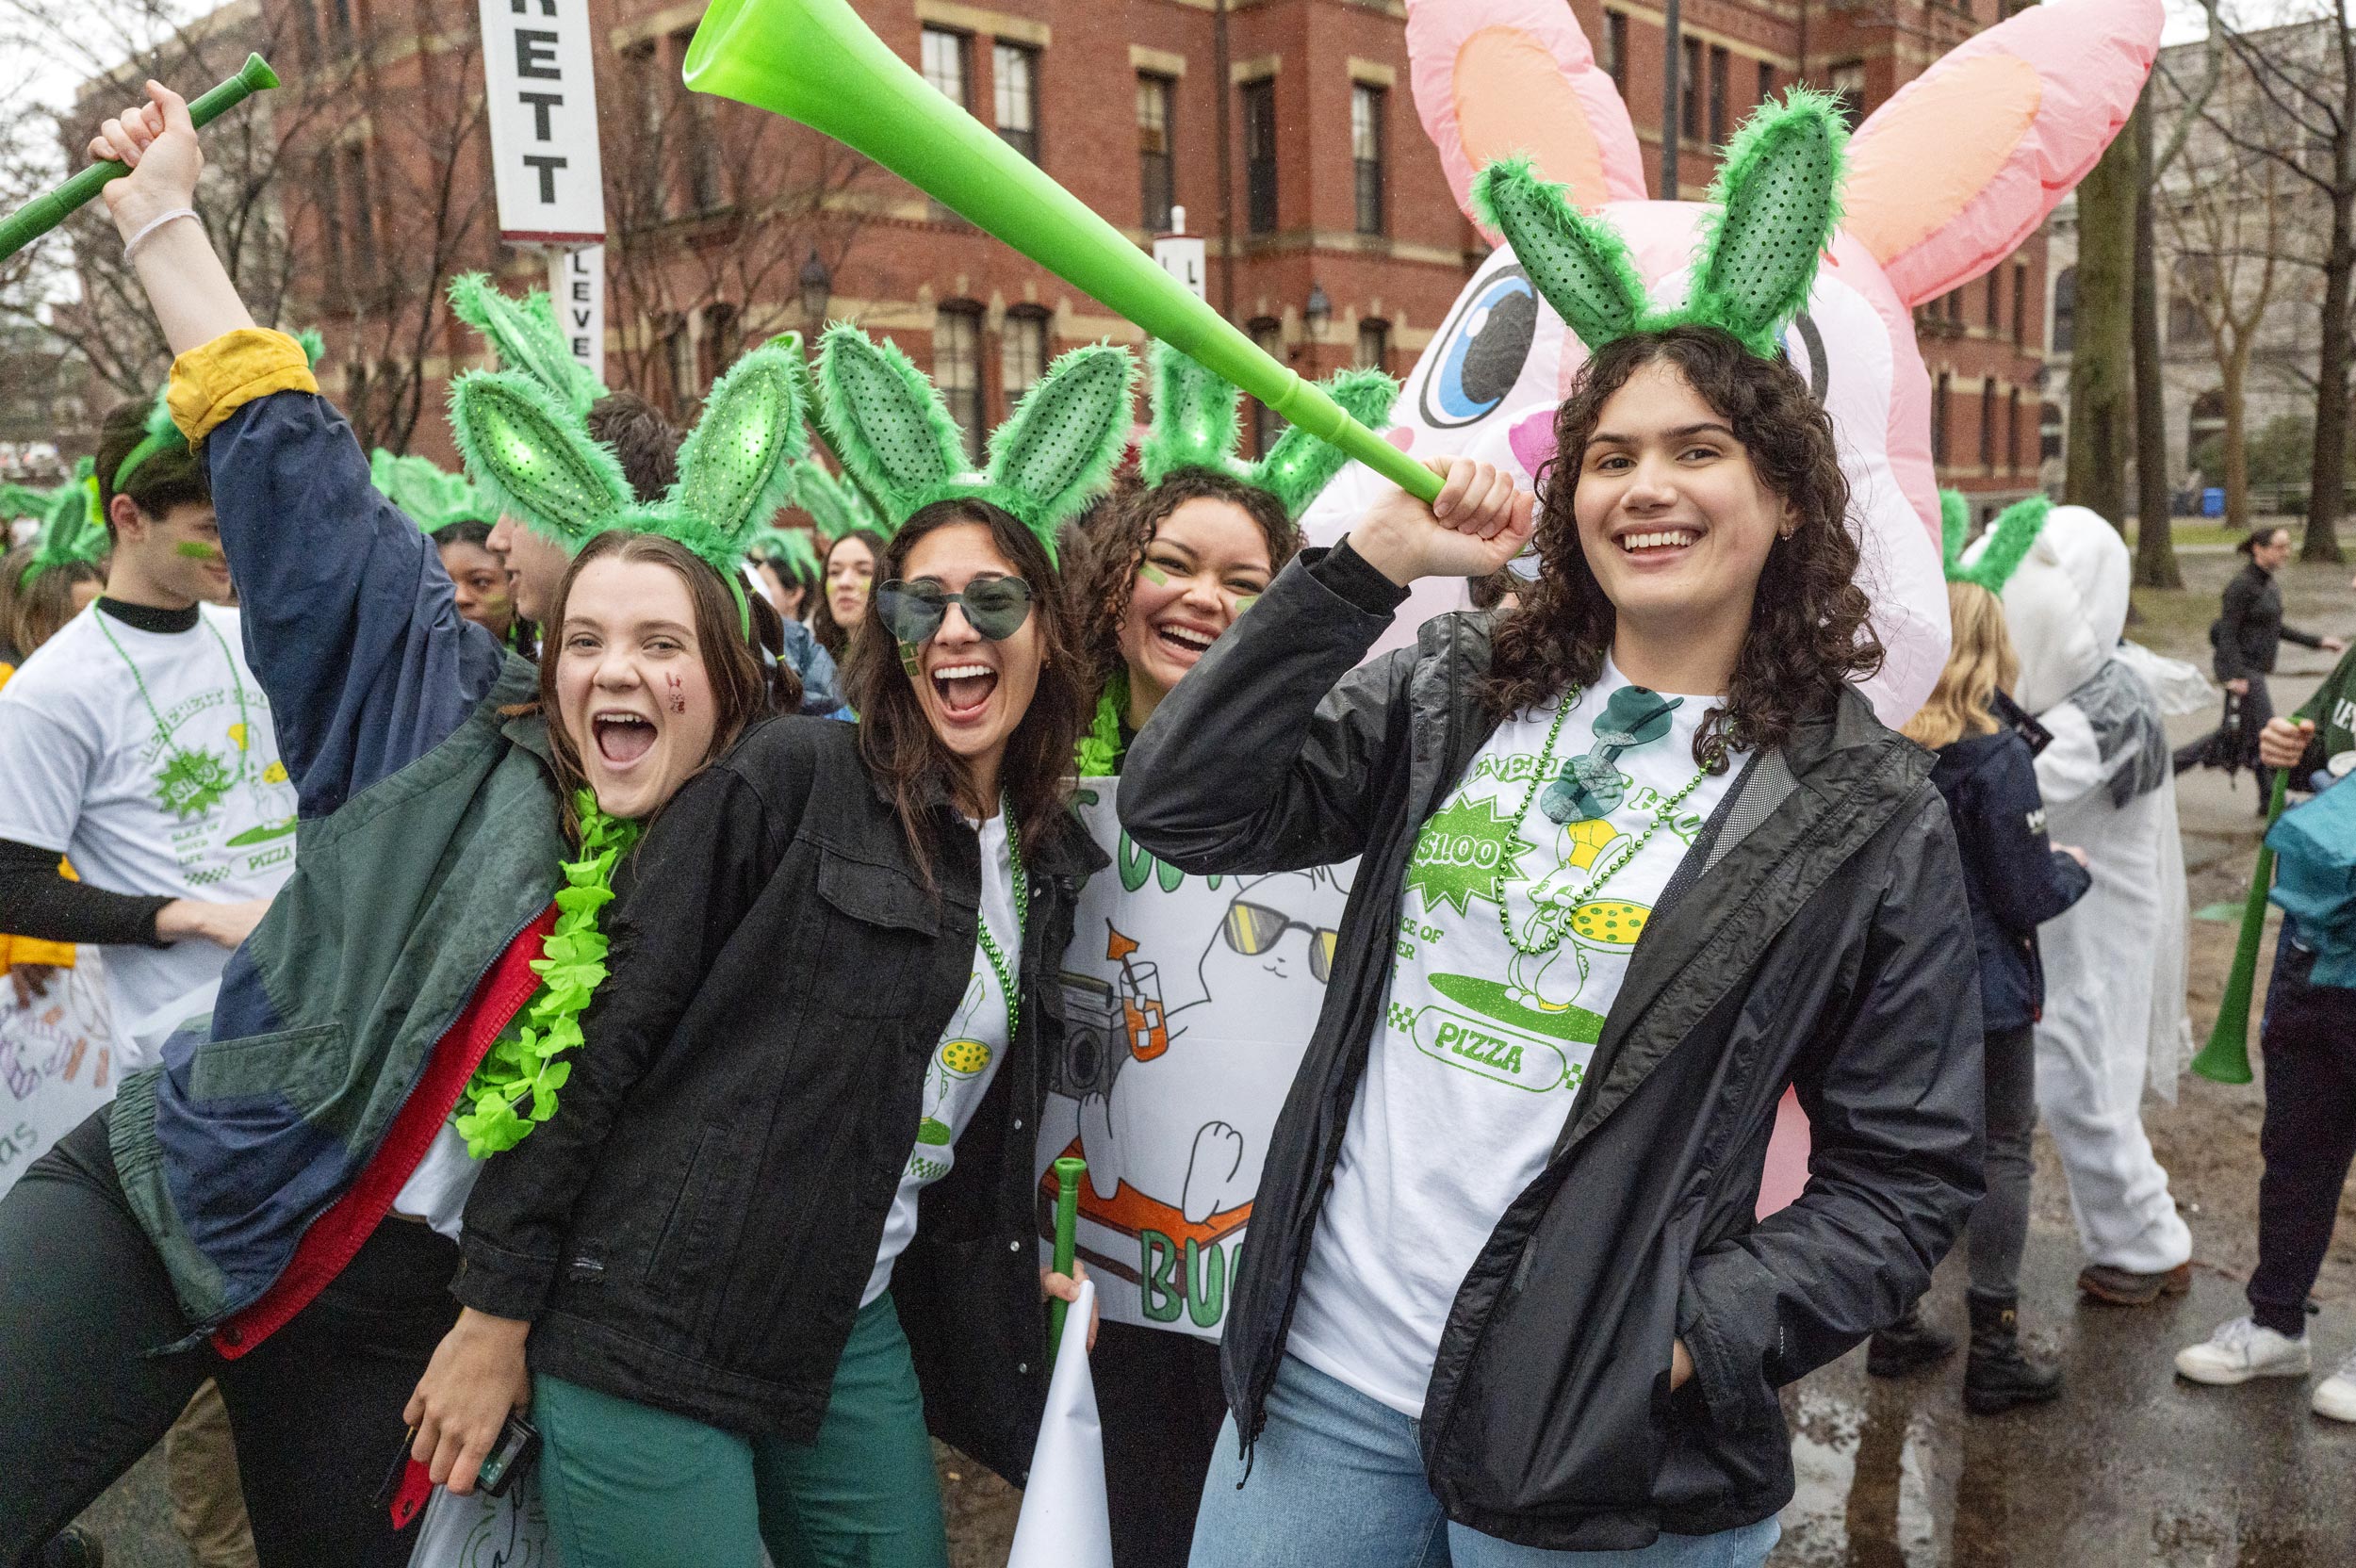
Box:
[2076,1261,2191,1306]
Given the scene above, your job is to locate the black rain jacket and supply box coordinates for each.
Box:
[1121,545,1985,1551]
[455,716,1104,1482]
[2211,561,2325,682]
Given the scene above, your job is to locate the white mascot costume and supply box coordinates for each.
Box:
[1968,504,2193,1280]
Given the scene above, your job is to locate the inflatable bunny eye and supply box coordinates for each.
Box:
[1419,267,1541,431]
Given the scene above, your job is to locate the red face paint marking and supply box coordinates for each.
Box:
[665,673,686,715]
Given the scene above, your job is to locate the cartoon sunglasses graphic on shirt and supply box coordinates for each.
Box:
[1540,687,1683,825]
[1221,898,1340,985]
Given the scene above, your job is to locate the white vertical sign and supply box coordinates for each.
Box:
[549,245,605,384]
[1153,204,1206,302]
[479,0,606,243]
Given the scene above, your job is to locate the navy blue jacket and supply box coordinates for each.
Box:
[1927,710,2091,1032]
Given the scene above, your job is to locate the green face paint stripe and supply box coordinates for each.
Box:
[175,541,223,561]
[1137,561,1170,586]
[1234,595,1258,614]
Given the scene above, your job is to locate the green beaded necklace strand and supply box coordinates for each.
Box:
[973,794,1029,1042]
[1494,688,1713,957]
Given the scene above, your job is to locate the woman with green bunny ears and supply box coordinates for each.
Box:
[0,80,803,1566]
[419,321,1133,1564]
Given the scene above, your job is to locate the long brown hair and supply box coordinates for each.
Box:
[808,528,887,659]
[535,531,770,841]
[1062,467,1300,702]
[1483,326,1883,765]
[1903,580,2018,750]
[843,499,1084,872]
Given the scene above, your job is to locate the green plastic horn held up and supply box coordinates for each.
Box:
[0,54,280,265]
[1047,1154,1086,1369]
[680,0,1440,504]
[2191,768,2289,1086]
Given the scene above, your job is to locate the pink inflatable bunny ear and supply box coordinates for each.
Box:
[1407,0,1647,241]
[1844,0,2164,306]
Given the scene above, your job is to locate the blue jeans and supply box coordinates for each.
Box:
[1189,1354,1779,1568]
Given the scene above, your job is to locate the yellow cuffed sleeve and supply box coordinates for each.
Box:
[168,328,319,448]
[1,934,77,972]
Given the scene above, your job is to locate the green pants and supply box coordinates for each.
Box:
[533,1294,950,1568]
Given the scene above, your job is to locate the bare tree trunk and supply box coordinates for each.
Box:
[2132,96,2183,586]
[2070,115,2138,524]
[2222,346,2250,531]
[2304,190,2354,562]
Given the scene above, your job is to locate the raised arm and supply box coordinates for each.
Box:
[89,82,501,816]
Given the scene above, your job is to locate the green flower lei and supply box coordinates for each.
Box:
[455,791,642,1158]
[1074,671,1129,778]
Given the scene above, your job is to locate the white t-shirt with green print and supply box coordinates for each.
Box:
[1286,661,1742,1416]
[863,812,1019,1307]
[0,603,297,1049]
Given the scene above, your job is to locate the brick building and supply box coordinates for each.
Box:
[254,0,2044,511]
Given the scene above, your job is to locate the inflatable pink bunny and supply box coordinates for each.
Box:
[1302,0,2164,727]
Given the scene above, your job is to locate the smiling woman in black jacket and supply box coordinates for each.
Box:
[1122,325,1983,1565]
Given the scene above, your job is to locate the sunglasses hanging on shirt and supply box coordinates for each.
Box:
[877,576,1036,645]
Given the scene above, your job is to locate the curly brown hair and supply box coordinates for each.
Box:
[1061,466,1301,701]
[843,499,1085,875]
[1483,326,1882,767]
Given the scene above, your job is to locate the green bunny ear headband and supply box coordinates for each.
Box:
[19,456,108,592]
[791,457,888,542]
[1944,489,2051,595]
[746,525,823,582]
[814,322,1136,562]
[450,337,807,582]
[1473,90,1847,360]
[1139,340,1399,518]
[448,272,603,416]
[370,449,496,536]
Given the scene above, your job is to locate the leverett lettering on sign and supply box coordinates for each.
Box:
[478,0,606,243]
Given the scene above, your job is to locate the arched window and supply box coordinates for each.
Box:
[2051,268,2076,354]
[936,302,986,465]
[2187,388,2229,477]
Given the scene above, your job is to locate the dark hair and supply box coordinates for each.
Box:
[2238,526,2293,558]
[808,528,888,659]
[95,397,208,545]
[534,531,774,840]
[431,517,499,551]
[842,499,1083,874]
[1062,467,1299,701]
[584,391,680,503]
[1483,326,1882,766]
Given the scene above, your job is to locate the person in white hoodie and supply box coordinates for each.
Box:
[1967,504,2195,1303]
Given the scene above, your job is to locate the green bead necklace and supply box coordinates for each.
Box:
[1495,688,1713,957]
[972,795,1029,1042]
[96,609,256,822]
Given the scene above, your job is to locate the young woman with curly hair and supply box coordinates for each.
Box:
[1122,325,1984,1565]
[1063,467,1297,773]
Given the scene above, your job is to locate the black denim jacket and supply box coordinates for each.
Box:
[455,715,1101,1478]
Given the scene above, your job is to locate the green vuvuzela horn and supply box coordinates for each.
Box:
[0,55,279,265]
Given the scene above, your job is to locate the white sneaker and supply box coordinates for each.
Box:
[2174,1316,2312,1385]
[2312,1345,2356,1422]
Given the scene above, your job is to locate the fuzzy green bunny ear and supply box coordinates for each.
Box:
[1955,494,2050,596]
[1247,366,1400,520]
[1139,340,1241,487]
[19,464,109,590]
[1474,155,1650,352]
[0,482,49,520]
[666,342,809,574]
[449,273,602,416]
[109,386,187,495]
[792,458,885,541]
[748,526,822,582]
[1688,90,1847,357]
[986,343,1137,552]
[449,368,633,555]
[296,328,327,369]
[1939,489,1970,577]
[815,323,971,525]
